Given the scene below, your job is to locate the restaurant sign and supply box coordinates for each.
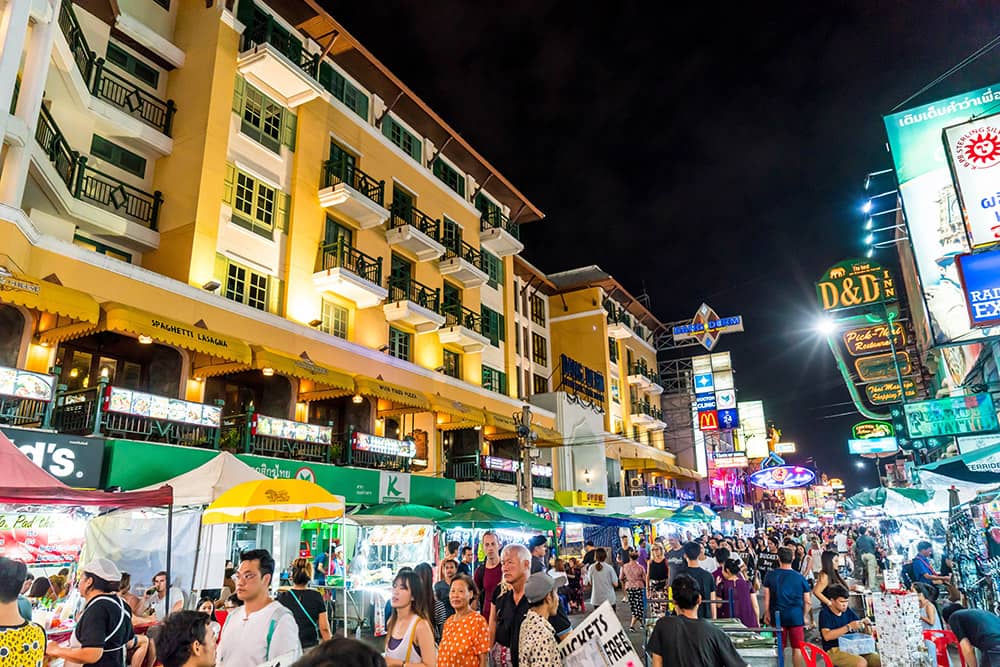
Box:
[2,426,105,488]
[254,414,332,444]
[852,420,894,439]
[0,512,85,564]
[672,303,744,351]
[712,452,749,468]
[0,367,55,402]
[903,393,999,438]
[105,387,222,427]
[816,259,895,311]
[854,352,912,381]
[842,322,906,356]
[352,431,415,458]
[865,379,918,405]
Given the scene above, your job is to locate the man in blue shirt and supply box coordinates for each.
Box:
[763,547,811,667]
[818,584,881,667]
[912,541,950,586]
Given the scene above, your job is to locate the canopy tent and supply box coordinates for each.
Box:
[557,511,643,528]
[437,494,555,531]
[137,451,266,506]
[842,486,938,514]
[919,444,1000,484]
[634,508,677,521]
[352,503,449,525]
[202,479,346,524]
[533,497,567,516]
[917,470,1000,504]
[674,504,718,522]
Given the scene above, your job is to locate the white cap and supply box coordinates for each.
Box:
[81,558,122,583]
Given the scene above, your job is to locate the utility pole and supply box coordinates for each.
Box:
[515,404,536,509]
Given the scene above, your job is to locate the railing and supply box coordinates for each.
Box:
[482,463,516,485]
[51,386,102,435]
[319,237,383,285]
[629,360,661,386]
[0,395,51,429]
[241,16,319,79]
[628,483,682,500]
[446,455,480,482]
[321,158,384,206]
[442,304,484,335]
[103,409,219,448]
[91,60,176,136]
[35,105,78,189]
[221,411,342,463]
[387,277,440,313]
[389,201,441,241]
[74,157,162,229]
[58,1,94,83]
[479,207,519,239]
[631,401,663,421]
[444,239,483,268]
[532,474,553,489]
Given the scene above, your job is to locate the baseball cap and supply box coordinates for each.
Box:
[524,573,556,604]
[82,558,122,583]
[528,535,547,549]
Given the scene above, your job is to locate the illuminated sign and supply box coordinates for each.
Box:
[672,303,744,351]
[774,442,796,454]
[829,478,844,488]
[737,401,769,459]
[816,259,895,311]
[748,465,816,489]
[852,421,894,439]
[717,408,740,430]
[855,352,912,382]
[865,379,918,405]
[694,373,714,392]
[107,387,222,427]
[712,452,748,468]
[698,410,719,431]
[715,390,736,409]
[696,393,717,412]
[957,247,1000,328]
[842,322,906,357]
[352,431,416,458]
[555,490,606,508]
[559,354,606,403]
[848,437,899,455]
[903,394,999,438]
[943,113,1000,247]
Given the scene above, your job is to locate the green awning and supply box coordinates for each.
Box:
[437,494,556,532]
[534,497,567,515]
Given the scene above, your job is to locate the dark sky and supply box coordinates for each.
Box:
[327,2,1000,493]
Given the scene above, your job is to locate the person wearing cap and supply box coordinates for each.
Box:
[517,573,560,667]
[528,536,547,575]
[45,558,140,667]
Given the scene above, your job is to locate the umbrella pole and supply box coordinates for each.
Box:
[341,513,346,638]
[166,502,174,613]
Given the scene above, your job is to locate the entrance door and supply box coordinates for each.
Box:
[442,281,461,318]
[389,254,412,300]
[323,217,353,247]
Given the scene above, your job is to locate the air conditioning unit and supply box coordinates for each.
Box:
[629,478,642,489]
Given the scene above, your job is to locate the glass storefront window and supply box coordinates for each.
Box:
[66,351,93,390]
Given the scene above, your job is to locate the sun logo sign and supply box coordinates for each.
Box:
[956,127,1000,169]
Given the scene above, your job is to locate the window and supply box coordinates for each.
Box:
[442,218,462,253]
[513,287,519,313]
[531,333,547,366]
[223,164,289,238]
[608,337,618,364]
[382,116,421,162]
[432,159,465,197]
[106,42,159,88]
[482,366,507,395]
[515,328,520,354]
[73,235,131,263]
[321,301,349,339]
[225,261,269,311]
[481,250,503,288]
[533,373,548,395]
[529,294,545,326]
[91,135,147,178]
[522,326,529,359]
[233,77,296,153]
[318,63,369,120]
[442,282,462,317]
[388,327,411,361]
[152,0,169,8]
[442,349,461,379]
[475,192,501,219]
[481,306,505,346]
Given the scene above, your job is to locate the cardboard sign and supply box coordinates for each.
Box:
[558,601,641,667]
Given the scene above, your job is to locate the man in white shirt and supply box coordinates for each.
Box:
[834,530,848,555]
[218,549,301,666]
[146,570,184,620]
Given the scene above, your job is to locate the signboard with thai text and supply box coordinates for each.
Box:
[943,113,1000,247]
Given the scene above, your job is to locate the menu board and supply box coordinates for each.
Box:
[255,414,332,444]
[0,513,84,564]
[105,387,222,427]
[0,366,55,401]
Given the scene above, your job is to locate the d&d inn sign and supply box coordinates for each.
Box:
[816,259,895,311]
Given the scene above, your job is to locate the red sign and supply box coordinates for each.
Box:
[0,514,84,564]
[699,410,719,431]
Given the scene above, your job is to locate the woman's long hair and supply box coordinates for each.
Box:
[820,550,847,588]
[386,569,431,638]
[595,547,607,572]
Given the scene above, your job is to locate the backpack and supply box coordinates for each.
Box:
[900,561,916,589]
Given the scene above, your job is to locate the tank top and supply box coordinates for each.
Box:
[385,615,422,662]
[648,559,668,581]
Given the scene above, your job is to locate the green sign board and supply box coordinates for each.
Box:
[851,421,894,440]
[816,259,895,312]
[902,394,999,439]
[103,439,218,489]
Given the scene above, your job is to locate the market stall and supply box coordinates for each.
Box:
[438,494,556,571]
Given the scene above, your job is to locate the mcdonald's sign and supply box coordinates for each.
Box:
[699,410,719,431]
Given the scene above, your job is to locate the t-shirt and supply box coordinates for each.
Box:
[531,556,545,574]
[666,549,686,584]
[492,586,529,667]
[0,621,45,667]
[818,606,860,651]
[475,562,503,620]
[75,594,136,667]
[438,611,490,667]
[313,553,328,584]
[763,568,811,628]
[457,561,473,576]
[757,551,779,582]
[637,546,649,569]
[276,588,326,648]
[913,556,937,584]
[949,609,1000,650]
[16,596,31,623]
[674,565,716,619]
[647,614,746,667]
[217,601,302,665]
[855,535,876,555]
[151,587,185,620]
[835,534,849,552]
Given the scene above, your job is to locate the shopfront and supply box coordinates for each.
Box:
[353,376,433,472]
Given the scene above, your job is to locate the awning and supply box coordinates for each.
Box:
[486,411,520,432]
[534,423,562,443]
[252,347,354,391]
[0,272,99,323]
[430,395,485,428]
[534,497,567,515]
[355,376,430,411]
[621,457,702,480]
[98,304,253,364]
[38,320,101,345]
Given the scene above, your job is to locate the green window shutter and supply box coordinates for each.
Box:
[275,191,290,233]
[498,313,505,342]
[281,110,297,151]
[236,0,256,28]
[268,276,284,315]
[222,163,236,205]
[232,75,245,114]
[214,253,229,285]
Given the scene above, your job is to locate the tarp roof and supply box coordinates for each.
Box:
[137,451,265,506]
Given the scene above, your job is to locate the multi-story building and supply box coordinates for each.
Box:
[0,0,561,506]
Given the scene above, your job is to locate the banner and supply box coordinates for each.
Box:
[558,601,641,667]
[0,513,85,564]
[943,113,1000,247]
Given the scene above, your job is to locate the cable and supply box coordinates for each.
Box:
[891,31,1000,112]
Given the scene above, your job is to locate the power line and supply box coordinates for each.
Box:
[891,31,1000,112]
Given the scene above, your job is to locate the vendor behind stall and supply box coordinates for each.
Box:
[817,584,881,667]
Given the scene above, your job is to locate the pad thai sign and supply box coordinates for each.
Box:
[0,513,85,564]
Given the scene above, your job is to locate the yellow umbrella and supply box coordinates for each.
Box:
[202,479,345,524]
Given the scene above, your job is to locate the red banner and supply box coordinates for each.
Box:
[0,514,84,564]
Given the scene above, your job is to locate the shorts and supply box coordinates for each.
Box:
[781,625,805,650]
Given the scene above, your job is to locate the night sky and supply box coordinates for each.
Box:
[326,2,1000,492]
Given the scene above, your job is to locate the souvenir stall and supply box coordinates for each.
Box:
[947,488,1000,613]
[869,591,924,667]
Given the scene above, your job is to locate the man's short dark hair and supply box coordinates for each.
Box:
[153,570,168,581]
[240,549,275,579]
[584,540,594,547]
[671,574,701,610]
[767,536,778,545]
[857,526,867,535]
[292,637,386,667]
[0,558,27,603]
[714,548,731,564]
[528,535,547,550]
[682,541,702,562]
[460,546,472,556]
[84,571,117,593]
[157,611,210,667]
[916,541,932,552]
[942,602,964,625]
[824,583,849,600]
[777,547,794,564]
[447,540,460,553]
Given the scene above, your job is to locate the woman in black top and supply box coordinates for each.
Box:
[277,558,331,649]
[647,543,668,591]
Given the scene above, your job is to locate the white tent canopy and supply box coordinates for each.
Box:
[139,451,266,506]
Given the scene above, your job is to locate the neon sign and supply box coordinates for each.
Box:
[672,303,744,350]
[748,465,816,489]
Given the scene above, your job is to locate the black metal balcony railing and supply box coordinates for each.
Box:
[629,360,662,386]
[321,158,384,206]
[532,473,553,490]
[346,447,410,472]
[0,395,50,429]
[74,157,162,230]
[443,304,484,335]
[631,401,664,421]
[242,16,320,79]
[35,105,77,189]
[387,277,440,313]
[319,237,383,285]
[389,201,441,241]
[446,457,480,482]
[91,60,176,136]
[444,239,484,268]
[58,1,94,83]
[479,207,520,240]
[51,386,101,434]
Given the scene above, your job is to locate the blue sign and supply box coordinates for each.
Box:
[748,465,816,489]
[694,373,714,392]
[848,436,899,455]
[696,393,717,412]
[560,354,606,403]
[957,248,1000,328]
[718,408,740,430]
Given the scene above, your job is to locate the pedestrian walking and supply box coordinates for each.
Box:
[586,548,619,611]
[488,544,532,667]
[763,547,811,667]
[276,558,331,650]
[384,569,437,667]
[621,549,646,631]
[517,574,561,667]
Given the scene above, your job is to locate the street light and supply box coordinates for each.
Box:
[815,316,836,335]
[855,460,866,469]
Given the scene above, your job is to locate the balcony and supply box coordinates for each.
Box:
[439,305,490,353]
[383,277,445,333]
[606,302,633,340]
[628,361,664,396]
[439,240,488,288]
[238,16,322,108]
[630,400,665,427]
[90,60,176,138]
[318,158,388,229]
[387,201,445,261]
[312,238,387,308]
[479,208,523,257]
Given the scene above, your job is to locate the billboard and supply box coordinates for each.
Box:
[957,247,1000,328]
[748,465,816,489]
[736,400,768,459]
[884,84,1000,351]
[943,113,1000,247]
[848,436,899,455]
[903,393,999,438]
[816,259,895,311]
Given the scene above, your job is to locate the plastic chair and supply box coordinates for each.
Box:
[923,629,967,667]
[801,643,834,667]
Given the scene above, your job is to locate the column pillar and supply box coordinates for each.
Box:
[0,0,32,143]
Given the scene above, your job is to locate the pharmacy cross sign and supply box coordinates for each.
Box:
[672,303,744,350]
